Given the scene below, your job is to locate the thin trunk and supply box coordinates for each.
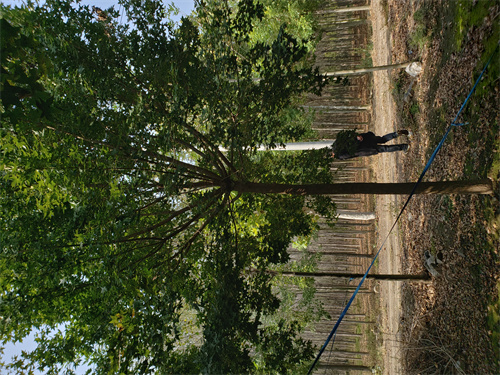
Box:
[311,252,375,258]
[316,364,373,373]
[232,179,493,195]
[324,62,411,76]
[337,210,375,220]
[316,6,371,14]
[302,105,371,110]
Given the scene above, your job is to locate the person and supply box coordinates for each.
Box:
[331,130,410,160]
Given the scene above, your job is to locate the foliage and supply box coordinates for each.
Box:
[0,0,333,372]
[332,129,358,158]
[268,248,330,329]
[409,7,430,51]
[248,0,320,53]
[453,0,494,52]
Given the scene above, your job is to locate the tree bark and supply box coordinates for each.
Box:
[324,62,411,76]
[316,6,371,14]
[337,210,375,220]
[315,364,373,373]
[277,270,430,282]
[232,179,493,195]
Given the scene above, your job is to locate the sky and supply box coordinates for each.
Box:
[2,0,196,21]
[1,0,195,371]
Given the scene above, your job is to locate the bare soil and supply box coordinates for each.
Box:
[370,1,404,374]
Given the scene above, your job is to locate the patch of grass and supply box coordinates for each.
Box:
[409,102,419,115]
[381,0,389,25]
[392,77,403,96]
[355,336,361,352]
[461,33,499,178]
[471,194,500,366]
[463,158,475,177]
[409,6,431,51]
[439,195,454,220]
[357,42,374,68]
[489,131,500,194]
[454,0,493,51]
[463,110,499,181]
[365,315,383,370]
[487,281,500,362]
[473,35,499,98]
[365,325,376,355]
[409,24,429,50]
[413,7,426,24]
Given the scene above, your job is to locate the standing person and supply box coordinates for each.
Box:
[331,129,410,160]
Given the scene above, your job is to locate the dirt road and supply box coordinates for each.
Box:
[370,1,403,374]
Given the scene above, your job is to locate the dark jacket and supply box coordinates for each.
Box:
[335,132,379,160]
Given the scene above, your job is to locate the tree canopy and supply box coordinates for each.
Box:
[0,0,334,373]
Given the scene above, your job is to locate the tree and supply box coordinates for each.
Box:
[1,0,331,373]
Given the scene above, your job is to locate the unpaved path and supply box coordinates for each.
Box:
[370,1,403,374]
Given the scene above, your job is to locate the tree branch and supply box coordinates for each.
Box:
[182,122,238,175]
[174,137,228,179]
[43,123,223,183]
[121,188,222,241]
[121,189,225,270]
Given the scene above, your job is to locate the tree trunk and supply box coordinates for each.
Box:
[277,270,430,282]
[316,6,371,14]
[337,210,375,220]
[229,63,411,83]
[232,179,493,195]
[315,364,373,373]
[219,141,334,152]
[324,62,411,76]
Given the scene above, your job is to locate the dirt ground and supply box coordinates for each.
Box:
[372,1,500,374]
[370,1,404,374]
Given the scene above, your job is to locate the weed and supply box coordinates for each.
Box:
[487,281,500,363]
[358,43,374,68]
[409,102,419,115]
[355,323,362,335]
[381,0,389,24]
[454,0,496,52]
[409,24,429,50]
[404,332,466,375]
[439,195,454,220]
[488,127,500,188]
[413,8,426,24]
[355,336,361,352]
[392,78,403,96]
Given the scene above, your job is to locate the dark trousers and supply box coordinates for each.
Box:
[376,144,408,152]
[374,132,407,153]
[373,132,398,143]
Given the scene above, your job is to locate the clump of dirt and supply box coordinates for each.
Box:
[388,0,500,374]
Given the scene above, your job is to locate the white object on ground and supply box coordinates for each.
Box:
[405,62,423,77]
